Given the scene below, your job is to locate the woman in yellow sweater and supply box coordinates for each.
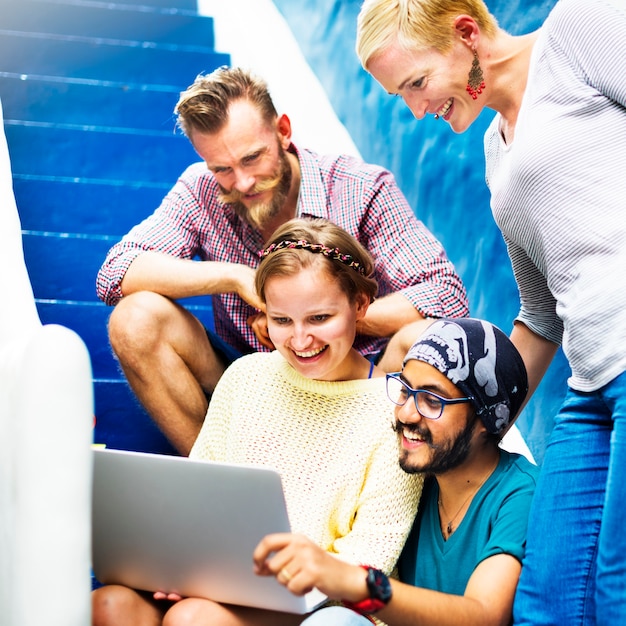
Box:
[92,217,422,626]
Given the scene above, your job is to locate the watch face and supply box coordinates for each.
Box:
[367,567,392,603]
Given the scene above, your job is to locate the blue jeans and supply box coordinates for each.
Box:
[513,370,626,625]
[302,607,372,625]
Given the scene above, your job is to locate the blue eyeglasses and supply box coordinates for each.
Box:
[386,372,473,420]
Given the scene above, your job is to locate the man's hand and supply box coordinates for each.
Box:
[248,312,274,350]
[253,533,368,602]
[229,265,265,311]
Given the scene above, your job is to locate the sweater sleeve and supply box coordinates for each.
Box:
[96,164,206,306]
[330,419,423,574]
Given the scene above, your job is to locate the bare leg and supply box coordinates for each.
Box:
[107,291,228,455]
[163,597,306,626]
[92,585,169,626]
[377,318,435,373]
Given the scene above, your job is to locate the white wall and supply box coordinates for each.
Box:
[198,0,361,158]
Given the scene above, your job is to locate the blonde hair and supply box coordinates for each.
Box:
[175,66,277,138]
[256,218,378,305]
[356,0,498,67]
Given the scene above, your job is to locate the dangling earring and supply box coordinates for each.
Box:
[466,48,485,100]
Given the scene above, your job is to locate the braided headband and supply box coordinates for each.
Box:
[259,239,366,275]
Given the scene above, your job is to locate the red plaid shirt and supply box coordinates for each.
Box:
[97,144,468,356]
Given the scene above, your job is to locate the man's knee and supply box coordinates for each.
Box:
[108,291,177,357]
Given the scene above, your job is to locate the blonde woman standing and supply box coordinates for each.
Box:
[356,1,626,624]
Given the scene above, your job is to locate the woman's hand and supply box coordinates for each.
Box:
[153,591,183,602]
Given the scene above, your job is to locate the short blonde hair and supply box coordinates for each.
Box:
[256,218,378,305]
[356,0,498,68]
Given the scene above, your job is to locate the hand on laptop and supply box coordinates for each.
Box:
[153,591,183,602]
[253,533,368,604]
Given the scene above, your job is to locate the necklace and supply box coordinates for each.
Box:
[438,466,494,539]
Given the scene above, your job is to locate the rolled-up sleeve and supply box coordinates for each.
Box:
[96,164,208,306]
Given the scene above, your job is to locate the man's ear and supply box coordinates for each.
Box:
[276,114,292,149]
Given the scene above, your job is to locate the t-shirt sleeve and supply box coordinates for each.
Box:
[478,462,538,565]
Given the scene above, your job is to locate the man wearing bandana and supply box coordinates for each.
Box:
[253,317,539,626]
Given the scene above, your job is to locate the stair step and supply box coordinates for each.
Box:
[23,226,216,313]
[0,31,229,86]
[0,0,216,49]
[5,123,198,184]
[0,74,182,131]
[93,379,178,454]
[14,176,172,236]
[24,235,217,308]
[36,297,213,378]
[36,299,116,378]
[6,0,225,454]
[23,232,113,301]
[81,0,199,12]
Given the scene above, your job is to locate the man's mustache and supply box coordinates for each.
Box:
[219,173,282,204]
[392,419,436,447]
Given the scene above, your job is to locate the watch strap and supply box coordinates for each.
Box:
[342,565,392,615]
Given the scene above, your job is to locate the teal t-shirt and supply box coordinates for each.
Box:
[399,450,538,595]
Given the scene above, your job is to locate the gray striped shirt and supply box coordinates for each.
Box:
[485,0,626,392]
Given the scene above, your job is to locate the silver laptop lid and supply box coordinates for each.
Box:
[92,448,326,614]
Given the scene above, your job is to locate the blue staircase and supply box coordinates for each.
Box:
[2,0,229,453]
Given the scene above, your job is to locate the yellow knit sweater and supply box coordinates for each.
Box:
[190,350,423,575]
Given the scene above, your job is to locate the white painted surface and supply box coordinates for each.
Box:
[0,98,93,625]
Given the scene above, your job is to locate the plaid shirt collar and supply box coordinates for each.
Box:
[288,143,327,219]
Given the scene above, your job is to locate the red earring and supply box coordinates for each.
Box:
[466,49,485,99]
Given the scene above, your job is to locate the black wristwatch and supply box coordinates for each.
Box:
[343,565,392,614]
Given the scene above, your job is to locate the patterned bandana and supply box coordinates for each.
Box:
[403,318,528,434]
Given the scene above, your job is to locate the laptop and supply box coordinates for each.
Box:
[91,448,327,614]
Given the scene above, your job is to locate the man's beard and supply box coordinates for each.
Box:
[393,415,478,475]
[219,146,292,230]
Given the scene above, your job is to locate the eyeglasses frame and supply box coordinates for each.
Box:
[385,372,473,420]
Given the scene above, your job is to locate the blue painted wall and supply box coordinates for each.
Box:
[272,0,567,463]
